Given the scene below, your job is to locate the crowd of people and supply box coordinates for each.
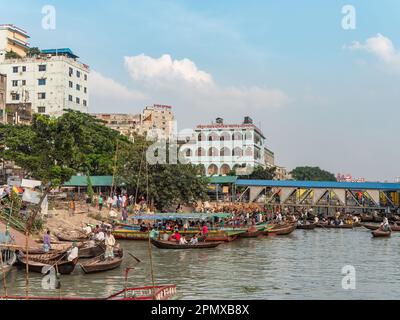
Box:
[42,221,117,261]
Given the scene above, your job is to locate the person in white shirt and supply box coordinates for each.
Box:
[95,230,105,241]
[179,236,188,245]
[67,242,79,261]
[82,225,92,235]
[107,196,113,210]
[190,235,198,245]
[104,230,116,260]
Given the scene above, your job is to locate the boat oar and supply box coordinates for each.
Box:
[318,223,330,232]
[41,253,67,275]
[128,252,141,263]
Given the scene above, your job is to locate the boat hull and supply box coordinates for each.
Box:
[150,238,223,249]
[78,243,105,258]
[0,285,177,300]
[17,256,79,274]
[265,223,297,236]
[80,257,123,274]
[372,230,391,238]
[317,223,353,229]
[296,223,317,230]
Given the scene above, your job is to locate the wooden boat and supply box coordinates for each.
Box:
[391,224,400,231]
[204,234,238,242]
[17,254,79,274]
[18,248,64,255]
[78,242,105,258]
[199,231,239,242]
[150,238,223,249]
[56,232,89,242]
[239,227,264,238]
[0,249,16,278]
[1,264,12,278]
[264,223,297,236]
[0,285,177,300]
[20,251,67,262]
[296,223,317,230]
[362,223,380,231]
[372,229,391,238]
[360,214,374,222]
[317,223,353,229]
[80,254,123,274]
[112,227,241,241]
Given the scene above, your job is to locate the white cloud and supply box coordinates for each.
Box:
[123,54,289,114]
[347,34,400,70]
[90,70,147,101]
[124,54,213,85]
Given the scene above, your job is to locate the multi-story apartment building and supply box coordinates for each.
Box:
[93,113,142,140]
[275,166,291,180]
[264,147,275,168]
[0,24,30,61]
[0,48,89,118]
[93,104,175,139]
[139,105,174,138]
[0,73,6,123]
[181,117,271,176]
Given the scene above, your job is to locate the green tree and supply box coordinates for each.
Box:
[116,135,209,211]
[228,165,276,180]
[5,50,21,59]
[0,110,128,232]
[26,47,41,57]
[87,175,94,201]
[290,166,336,181]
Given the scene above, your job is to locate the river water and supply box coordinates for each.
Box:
[4,227,400,299]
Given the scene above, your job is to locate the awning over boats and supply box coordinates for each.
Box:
[129,213,233,221]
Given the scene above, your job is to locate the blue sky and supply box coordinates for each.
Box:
[1,0,400,181]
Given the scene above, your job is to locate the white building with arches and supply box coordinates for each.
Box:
[180,117,274,176]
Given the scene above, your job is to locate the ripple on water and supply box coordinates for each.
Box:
[6,228,400,299]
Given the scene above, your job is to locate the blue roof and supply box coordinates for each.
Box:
[41,48,79,59]
[129,213,233,220]
[236,179,400,191]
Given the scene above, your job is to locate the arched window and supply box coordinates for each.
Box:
[196,147,206,157]
[207,164,218,176]
[208,132,219,141]
[233,147,243,157]
[208,147,219,157]
[245,131,252,140]
[184,149,193,157]
[198,133,206,141]
[220,147,231,157]
[232,132,243,141]
[220,164,231,175]
[245,147,253,157]
[220,132,231,141]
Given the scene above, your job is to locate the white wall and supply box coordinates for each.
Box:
[0,55,89,117]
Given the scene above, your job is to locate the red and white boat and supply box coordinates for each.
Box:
[0,285,178,300]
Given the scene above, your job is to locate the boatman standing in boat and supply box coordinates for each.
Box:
[67,242,79,261]
[43,230,52,252]
[201,223,209,237]
[105,229,116,261]
[381,217,390,232]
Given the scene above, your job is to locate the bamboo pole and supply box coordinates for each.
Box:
[24,230,29,299]
[110,140,120,199]
[134,149,145,208]
[147,234,156,299]
[0,249,8,298]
